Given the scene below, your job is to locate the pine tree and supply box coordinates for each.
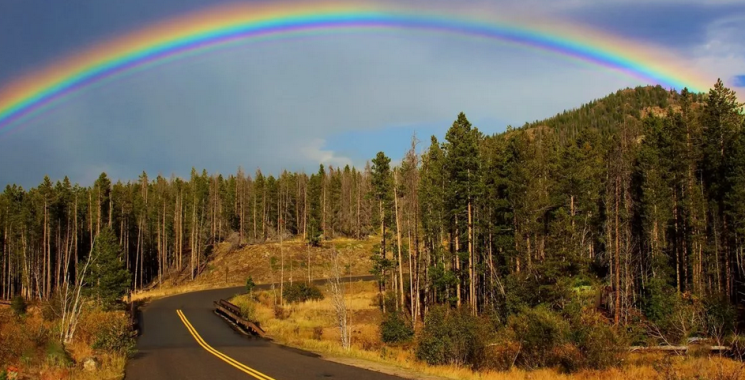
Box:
[86,226,130,308]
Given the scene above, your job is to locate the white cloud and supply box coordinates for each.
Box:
[299,138,353,168]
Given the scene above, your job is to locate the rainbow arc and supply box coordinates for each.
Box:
[0,1,712,133]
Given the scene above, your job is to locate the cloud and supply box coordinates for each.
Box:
[0,11,667,187]
[558,2,745,52]
[299,138,353,169]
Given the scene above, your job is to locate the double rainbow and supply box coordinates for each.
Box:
[0,1,712,133]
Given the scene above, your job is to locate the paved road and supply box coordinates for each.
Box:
[125,277,403,380]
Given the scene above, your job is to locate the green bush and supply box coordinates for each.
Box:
[245,276,256,294]
[702,294,736,342]
[641,276,677,325]
[381,311,414,344]
[45,340,73,367]
[416,305,488,368]
[92,314,136,356]
[569,309,628,370]
[502,306,572,370]
[282,282,323,304]
[11,296,27,317]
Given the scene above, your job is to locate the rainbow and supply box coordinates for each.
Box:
[0,1,713,133]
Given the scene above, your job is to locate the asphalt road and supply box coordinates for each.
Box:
[125,277,404,380]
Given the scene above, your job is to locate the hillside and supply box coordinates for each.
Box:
[132,237,378,299]
[523,85,705,133]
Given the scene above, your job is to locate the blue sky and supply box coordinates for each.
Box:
[1,0,744,187]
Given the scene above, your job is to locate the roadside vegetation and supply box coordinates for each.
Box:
[1,227,134,379]
[231,280,745,380]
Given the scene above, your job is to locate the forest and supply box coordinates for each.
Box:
[1,80,744,368]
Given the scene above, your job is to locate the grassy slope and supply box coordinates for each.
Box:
[132,237,377,301]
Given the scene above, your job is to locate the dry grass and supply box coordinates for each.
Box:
[0,306,128,379]
[230,282,745,380]
[132,237,377,302]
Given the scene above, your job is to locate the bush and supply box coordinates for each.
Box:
[381,311,414,344]
[45,340,73,367]
[702,294,736,343]
[11,296,27,317]
[416,305,488,368]
[501,306,572,370]
[245,276,256,294]
[569,309,628,370]
[91,312,136,356]
[231,295,256,321]
[282,282,323,304]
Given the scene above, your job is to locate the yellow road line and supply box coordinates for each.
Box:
[176,309,276,380]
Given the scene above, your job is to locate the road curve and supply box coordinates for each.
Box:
[125,277,403,380]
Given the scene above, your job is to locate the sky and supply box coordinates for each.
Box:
[0,0,744,188]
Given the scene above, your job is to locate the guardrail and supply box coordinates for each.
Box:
[630,345,730,353]
[214,299,266,338]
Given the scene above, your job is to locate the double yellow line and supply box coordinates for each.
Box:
[176,309,276,380]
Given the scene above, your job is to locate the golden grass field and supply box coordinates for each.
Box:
[131,237,376,302]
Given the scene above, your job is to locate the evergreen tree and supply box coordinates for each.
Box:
[86,226,131,308]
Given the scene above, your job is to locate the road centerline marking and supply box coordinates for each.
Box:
[176,309,276,380]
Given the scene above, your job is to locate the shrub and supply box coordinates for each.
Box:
[231,295,256,321]
[45,340,73,367]
[702,294,736,344]
[380,311,414,344]
[90,312,136,356]
[416,305,488,368]
[245,276,256,294]
[569,309,628,370]
[282,283,323,304]
[11,296,27,317]
[501,306,572,370]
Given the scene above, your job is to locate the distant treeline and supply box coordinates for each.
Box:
[1,80,744,341]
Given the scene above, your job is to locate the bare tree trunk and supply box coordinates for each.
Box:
[468,200,475,314]
[455,215,461,308]
[328,249,351,350]
[394,169,405,311]
[615,174,621,325]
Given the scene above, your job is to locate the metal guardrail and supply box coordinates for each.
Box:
[214,299,266,338]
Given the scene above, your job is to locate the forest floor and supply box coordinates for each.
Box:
[230,281,745,380]
[130,236,377,302]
